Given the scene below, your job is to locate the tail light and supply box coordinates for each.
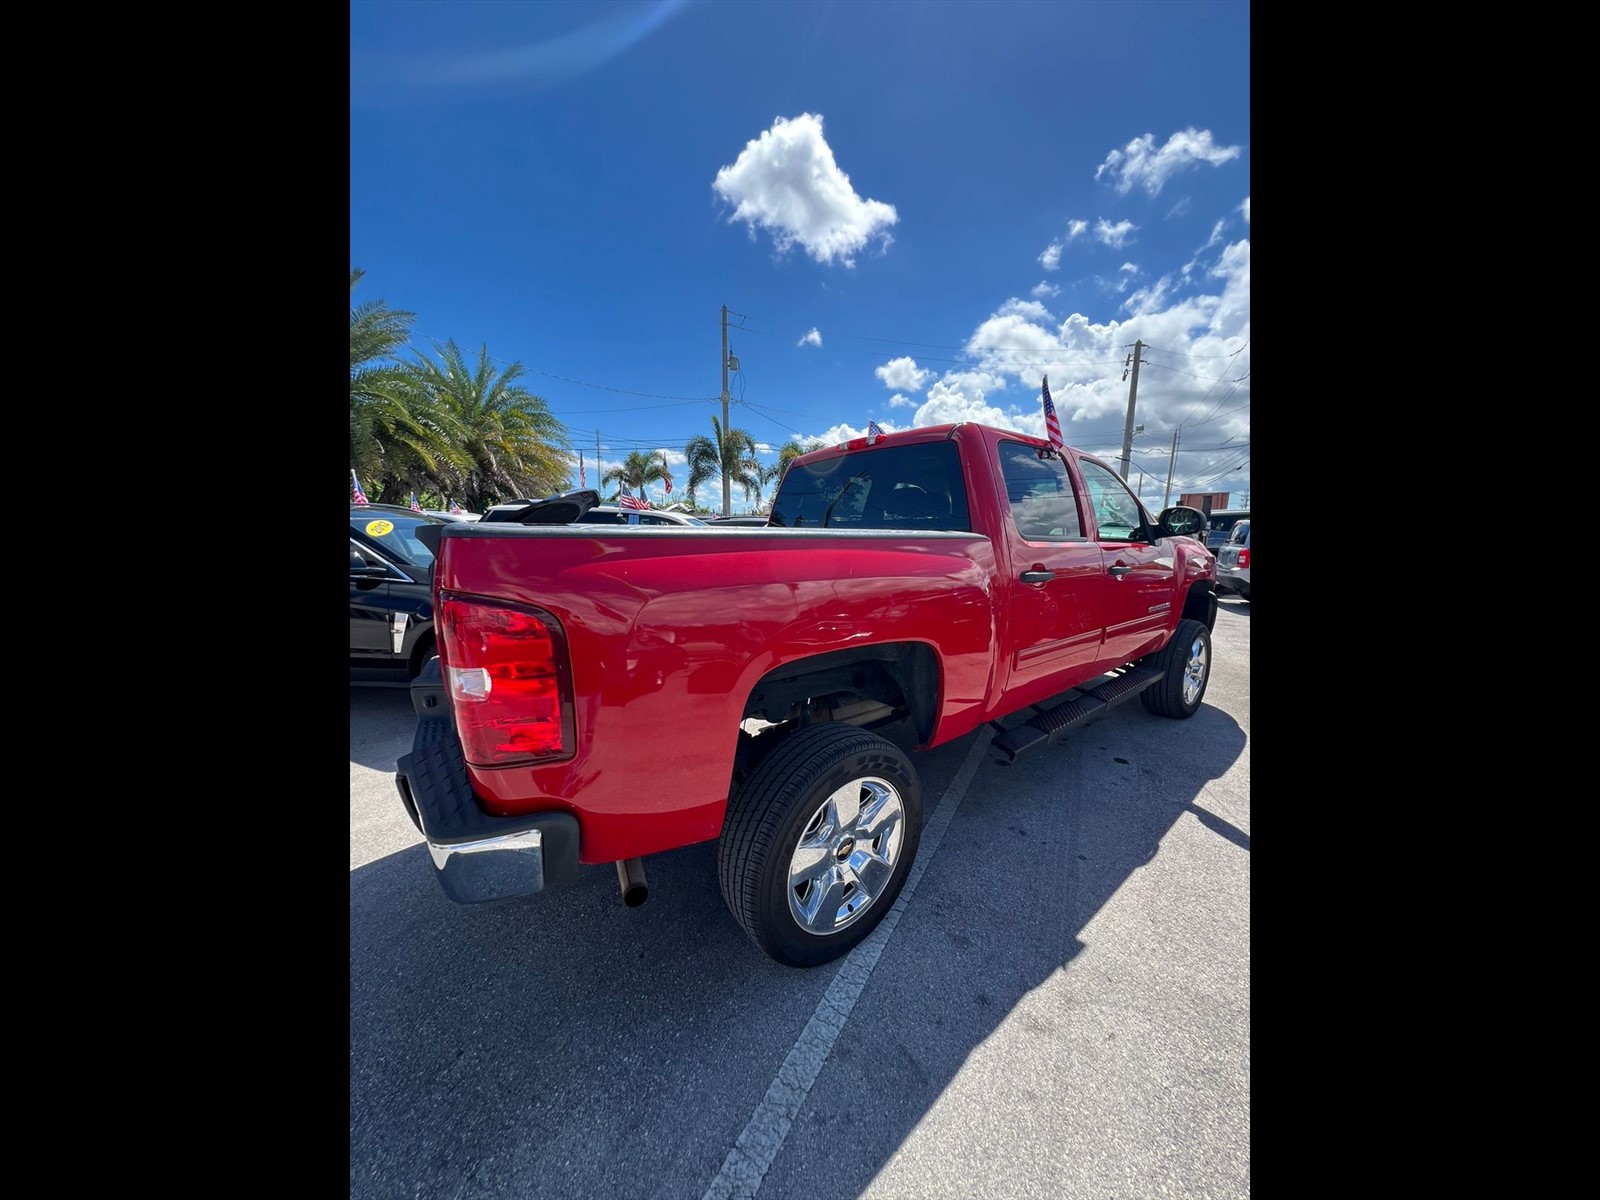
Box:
[1237,548,1250,569]
[438,595,573,766]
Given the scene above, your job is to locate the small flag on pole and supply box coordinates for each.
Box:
[352,470,369,506]
[410,492,423,513]
[579,450,586,488]
[661,451,673,496]
[867,419,884,443]
[618,486,649,511]
[1041,375,1063,453]
[449,500,463,514]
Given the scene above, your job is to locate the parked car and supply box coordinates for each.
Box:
[1203,508,1250,554]
[350,503,456,684]
[1215,519,1250,601]
[481,501,709,526]
[425,508,480,522]
[705,515,771,526]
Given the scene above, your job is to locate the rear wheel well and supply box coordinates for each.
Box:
[734,643,939,780]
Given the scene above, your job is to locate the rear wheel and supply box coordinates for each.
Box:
[1139,618,1211,718]
[718,723,922,967]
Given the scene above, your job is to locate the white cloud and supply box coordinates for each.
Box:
[785,227,1248,506]
[1095,218,1136,248]
[1095,128,1244,196]
[913,372,1016,431]
[797,327,822,347]
[1038,220,1087,272]
[1119,262,1138,274]
[874,356,932,391]
[1167,197,1192,219]
[753,442,773,454]
[1181,214,1233,280]
[999,298,1052,322]
[1031,281,1060,299]
[1122,275,1174,316]
[813,421,896,444]
[1239,196,1250,222]
[712,113,897,267]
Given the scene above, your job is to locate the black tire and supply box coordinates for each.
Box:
[1139,618,1211,718]
[718,723,922,967]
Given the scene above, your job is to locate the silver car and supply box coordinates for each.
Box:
[1215,519,1250,602]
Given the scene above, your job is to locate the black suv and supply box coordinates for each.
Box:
[349,503,460,684]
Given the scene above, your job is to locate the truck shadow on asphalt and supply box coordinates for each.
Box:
[350,693,1247,1199]
[349,686,422,771]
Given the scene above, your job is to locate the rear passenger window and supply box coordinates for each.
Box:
[769,441,971,531]
[997,441,1084,539]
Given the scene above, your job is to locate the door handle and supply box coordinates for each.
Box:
[1020,570,1055,584]
[1108,564,1133,578]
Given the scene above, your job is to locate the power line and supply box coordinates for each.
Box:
[1139,343,1247,359]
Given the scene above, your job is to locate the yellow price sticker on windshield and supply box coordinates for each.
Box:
[365,519,394,537]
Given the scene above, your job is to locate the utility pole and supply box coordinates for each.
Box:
[1161,425,1181,509]
[596,428,602,495]
[1117,339,1144,484]
[721,304,731,517]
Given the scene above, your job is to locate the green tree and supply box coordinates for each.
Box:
[350,269,462,490]
[600,450,668,505]
[776,438,814,480]
[409,339,573,511]
[685,416,761,515]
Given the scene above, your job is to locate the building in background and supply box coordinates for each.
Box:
[1178,491,1230,514]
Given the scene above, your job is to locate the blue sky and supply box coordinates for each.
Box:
[351,0,1250,513]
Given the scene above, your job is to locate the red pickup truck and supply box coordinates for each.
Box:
[395,422,1217,966]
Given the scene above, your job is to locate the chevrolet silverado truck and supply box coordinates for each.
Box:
[395,422,1217,967]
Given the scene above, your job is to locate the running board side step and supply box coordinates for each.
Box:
[990,666,1163,762]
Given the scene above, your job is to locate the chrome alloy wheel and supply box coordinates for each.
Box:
[1182,634,1209,707]
[786,775,906,935]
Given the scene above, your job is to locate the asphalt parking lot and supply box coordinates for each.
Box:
[351,598,1250,1199]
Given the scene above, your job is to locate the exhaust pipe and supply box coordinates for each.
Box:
[615,857,648,907]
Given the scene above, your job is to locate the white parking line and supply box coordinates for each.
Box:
[700,727,995,1200]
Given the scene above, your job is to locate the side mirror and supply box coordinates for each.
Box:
[350,551,388,578]
[1157,505,1206,538]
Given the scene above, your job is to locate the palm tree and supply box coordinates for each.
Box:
[409,339,574,511]
[685,416,762,516]
[600,450,667,505]
[350,269,460,488]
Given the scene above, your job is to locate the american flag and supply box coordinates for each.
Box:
[410,492,423,513]
[1041,375,1063,453]
[618,487,649,511]
[351,469,369,506]
[660,451,673,495]
[579,450,586,488]
[868,419,884,443]
[449,500,463,514]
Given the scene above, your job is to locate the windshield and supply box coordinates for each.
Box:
[352,510,447,568]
